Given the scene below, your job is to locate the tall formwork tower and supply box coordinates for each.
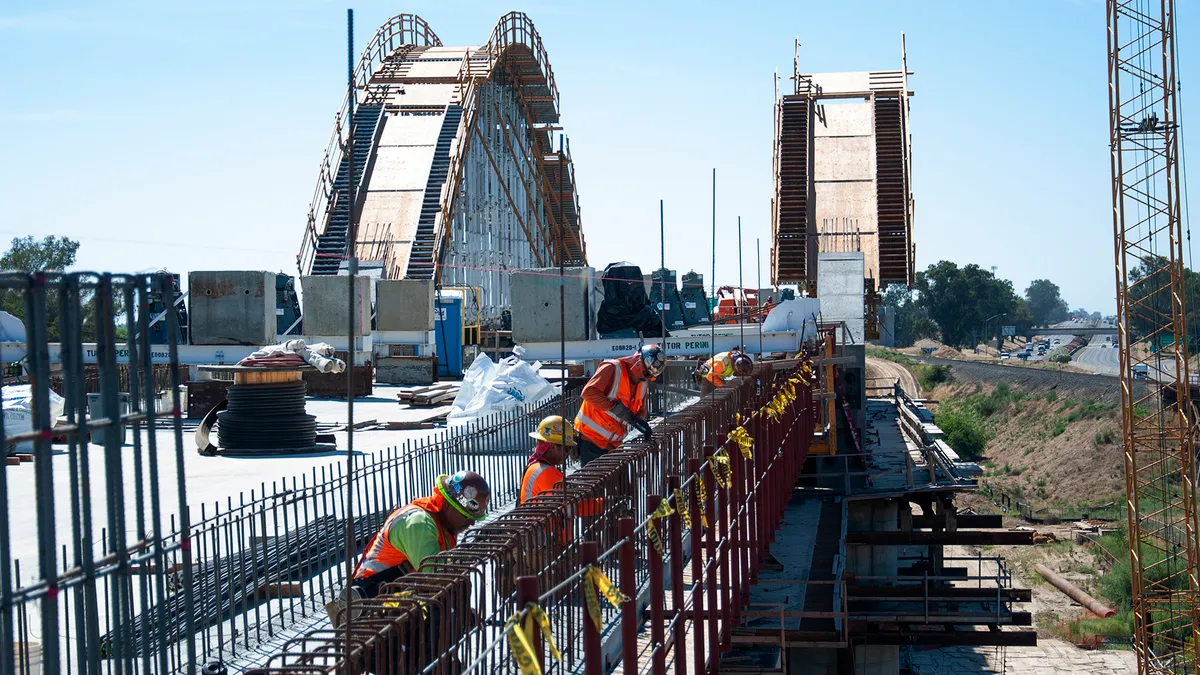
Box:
[296,13,587,323]
[770,41,915,294]
[1108,1,1200,672]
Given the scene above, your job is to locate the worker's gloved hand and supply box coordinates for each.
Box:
[630,416,653,440]
[609,401,635,424]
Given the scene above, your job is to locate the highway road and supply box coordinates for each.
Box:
[1024,319,1090,364]
[1071,334,1120,376]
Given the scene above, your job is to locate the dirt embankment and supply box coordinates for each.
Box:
[917,359,1133,509]
[864,357,920,396]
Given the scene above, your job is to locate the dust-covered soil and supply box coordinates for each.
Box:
[864,356,920,396]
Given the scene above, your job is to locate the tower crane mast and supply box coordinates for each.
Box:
[1107,0,1200,672]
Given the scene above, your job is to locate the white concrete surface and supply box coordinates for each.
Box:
[5,387,453,589]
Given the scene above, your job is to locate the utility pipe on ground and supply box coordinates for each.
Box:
[1034,563,1116,618]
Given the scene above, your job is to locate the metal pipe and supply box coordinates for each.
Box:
[1034,564,1116,618]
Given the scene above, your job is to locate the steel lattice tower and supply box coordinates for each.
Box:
[1108,0,1200,672]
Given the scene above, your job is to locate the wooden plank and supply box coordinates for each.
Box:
[324,419,379,434]
[6,457,19,466]
[911,514,1004,529]
[846,530,1034,546]
[856,629,1038,647]
[847,586,1032,603]
[234,370,302,385]
[384,421,436,430]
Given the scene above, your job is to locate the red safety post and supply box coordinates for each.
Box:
[749,410,763,583]
[717,432,733,649]
[667,475,687,675]
[620,517,637,675]
[517,575,543,675]
[702,448,719,670]
[582,541,602,675]
[688,458,706,675]
[729,419,744,621]
[647,495,666,675]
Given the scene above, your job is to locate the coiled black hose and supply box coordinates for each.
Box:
[215,381,317,451]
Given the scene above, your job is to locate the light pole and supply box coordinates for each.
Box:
[984,313,1008,355]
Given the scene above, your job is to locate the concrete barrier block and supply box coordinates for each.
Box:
[301,275,371,337]
[188,271,277,345]
[376,356,436,385]
[376,280,435,331]
[510,267,593,343]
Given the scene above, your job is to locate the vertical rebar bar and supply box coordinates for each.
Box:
[756,238,764,354]
[343,8,359,662]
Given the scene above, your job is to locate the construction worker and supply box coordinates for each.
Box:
[333,470,491,617]
[573,344,665,465]
[694,349,754,395]
[520,415,576,505]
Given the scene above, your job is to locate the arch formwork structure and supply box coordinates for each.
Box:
[297,12,586,322]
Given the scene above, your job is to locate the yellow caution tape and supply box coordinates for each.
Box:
[583,565,630,631]
[673,487,692,529]
[527,603,562,662]
[506,610,540,675]
[381,590,428,619]
[696,476,709,528]
[505,602,562,675]
[709,450,731,489]
[647,498,675,556]
[728,426,754,459]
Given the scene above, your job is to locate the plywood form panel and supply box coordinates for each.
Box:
[376,114,445,146]
[812,101,873,137]
[813,136,874,182]
[367,145,438,191]
[814,181,879,282]
[383,83,457,107]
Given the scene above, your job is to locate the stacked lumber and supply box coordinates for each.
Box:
[396,383,461,407]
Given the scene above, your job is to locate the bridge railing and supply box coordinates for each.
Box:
[244,357,816,675]
[297,14,442,277]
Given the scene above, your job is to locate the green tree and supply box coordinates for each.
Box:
[915,261,1019,347]
[0,236,125,343]
[1024,279,1069,326]
[1,235,80,273]
[1126,255,1200,350]
[881,284,938,347]
[0,236,80,341]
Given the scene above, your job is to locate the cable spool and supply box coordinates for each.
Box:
[216,381,317,452]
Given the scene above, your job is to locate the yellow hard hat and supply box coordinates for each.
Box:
[530,415,577,446]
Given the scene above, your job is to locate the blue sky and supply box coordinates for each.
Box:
[1,0,1195,313]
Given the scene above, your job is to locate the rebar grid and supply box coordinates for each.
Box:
[244,357,816,675]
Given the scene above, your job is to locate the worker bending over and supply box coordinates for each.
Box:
[520,415,576,504]
[694,349,753,395]
[573,344,665,465]
[348,470,491,602]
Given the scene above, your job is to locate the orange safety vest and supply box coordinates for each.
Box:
[353,493,455,583]
[520,460,564,505]
[703,352,735,387]
[574,358,648,450]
